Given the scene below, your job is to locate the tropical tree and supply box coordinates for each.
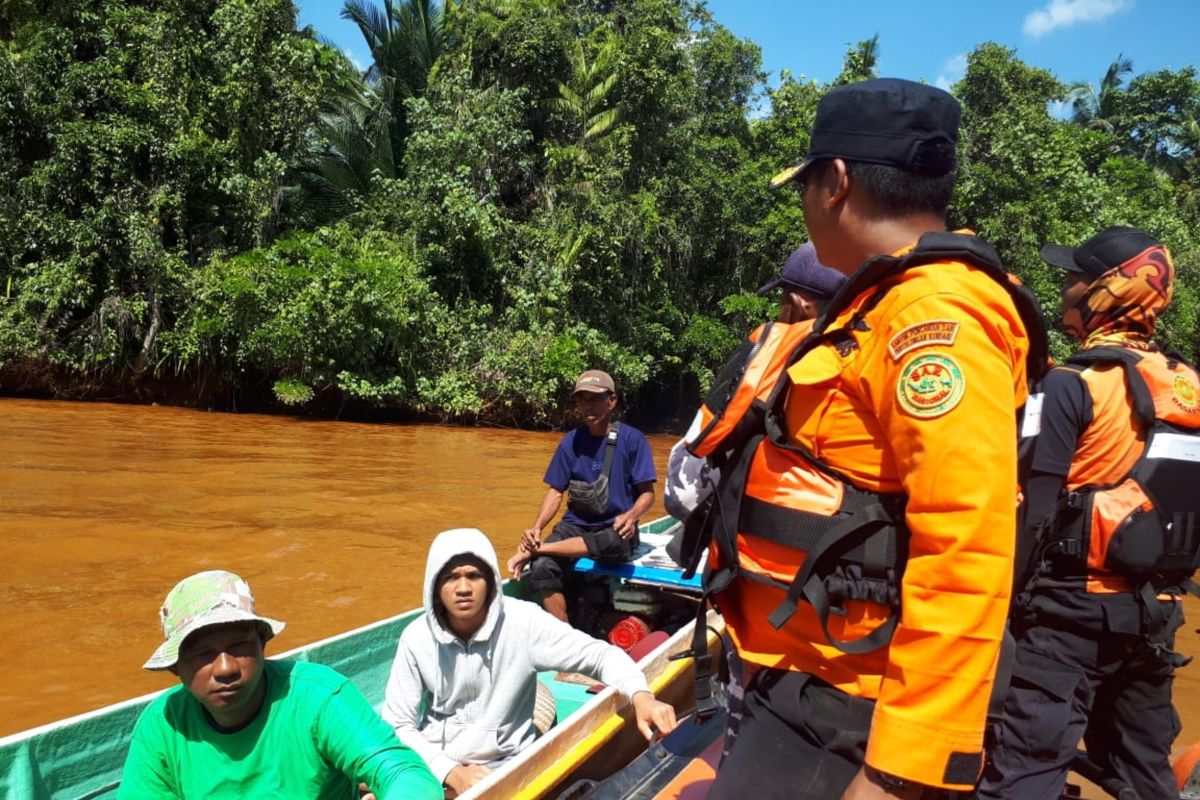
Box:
[280,49,388,227]
[0,0,330,373]
[547,37,622,184]
[341,0,450,161]
[1065,53,1132,132]
[834,34,879,85]
[285,0,452,225]
[286,92,398,226]
[1109,66,1200,174]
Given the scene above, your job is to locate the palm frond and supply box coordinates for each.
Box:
[584,72,618,107]
[584,108,619,141]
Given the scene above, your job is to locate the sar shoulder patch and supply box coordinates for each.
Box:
[888,320,959,361]
[1174,374,1200,414]
[897,352,965,418]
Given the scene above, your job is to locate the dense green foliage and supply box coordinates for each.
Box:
[2,0,1198,424]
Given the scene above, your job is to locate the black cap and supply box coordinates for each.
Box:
[1040,226,1164,281]
[757,242,847,298]
[769,78,960,190]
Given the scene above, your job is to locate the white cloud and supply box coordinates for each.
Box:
[1023,0,1132,38]
[935,53,968,92]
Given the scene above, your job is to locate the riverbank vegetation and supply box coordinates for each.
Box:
[2,0,1198,425]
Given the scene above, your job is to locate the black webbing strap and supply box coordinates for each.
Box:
[675,435,762,721]
[1135,581,1192,667]
[600,422,621,480]
[682,432,764,580]
[671,601,728,722]
[738,496,904,565]
[767,502,904,655]
[1067,348,1157,426]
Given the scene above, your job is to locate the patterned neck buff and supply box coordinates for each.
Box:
[1066,244,1175,351]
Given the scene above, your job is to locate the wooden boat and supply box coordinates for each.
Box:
[0,516,722,800]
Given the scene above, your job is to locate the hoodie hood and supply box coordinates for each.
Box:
[423,528,504,646]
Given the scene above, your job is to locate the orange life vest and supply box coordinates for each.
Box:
[685,320,815,460]
[1035,347,1200,604]
[686,232,1048,652]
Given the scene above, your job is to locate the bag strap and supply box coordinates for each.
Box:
[1137,581,1193,667]
[1067,347,1157,426]
[601,422,621,480]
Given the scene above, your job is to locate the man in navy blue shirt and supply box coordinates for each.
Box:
[507,370,657,623]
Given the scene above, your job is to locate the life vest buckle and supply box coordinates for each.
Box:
[1065,491,1086,510]
[825,328,857,357]
[1050,538,1083,558]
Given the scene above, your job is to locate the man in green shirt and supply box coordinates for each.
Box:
[118,570,442,800]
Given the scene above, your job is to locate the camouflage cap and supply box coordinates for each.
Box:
[143,570,285,671]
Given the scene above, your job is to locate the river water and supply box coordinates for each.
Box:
[3,397,1198,785]
[0,397,674,736]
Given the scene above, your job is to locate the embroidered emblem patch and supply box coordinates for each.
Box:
[1173,374,1200,414]
[888,320,960,361]
[897,353,965,418]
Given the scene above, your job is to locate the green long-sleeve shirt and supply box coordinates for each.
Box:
[118,660,442,800]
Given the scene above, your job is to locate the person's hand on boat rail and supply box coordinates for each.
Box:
[631,691,678,740]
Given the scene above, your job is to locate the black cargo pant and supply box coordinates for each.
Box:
[977,589,1183,800]
[526,520,636,595]
[709,668,967,800]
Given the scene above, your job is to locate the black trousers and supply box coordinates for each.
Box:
[977,590,1183,800]
[709,669,964,800]
[526,520,636,594]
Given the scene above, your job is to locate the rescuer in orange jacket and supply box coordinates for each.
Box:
[706,79,1038,800]
[978,227,1199,800]
[664,242,846,522]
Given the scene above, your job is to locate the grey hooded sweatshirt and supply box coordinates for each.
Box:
[382,528,651,784]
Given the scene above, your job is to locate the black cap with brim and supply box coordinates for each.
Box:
[756,276,785,295]
[768,79,960,192]
[757,243,847,298]
[1040,227,1164,282]
[1039,243,1084,273]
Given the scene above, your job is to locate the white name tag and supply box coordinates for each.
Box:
[1146,432,1200,462]
[1021,393,1045,438]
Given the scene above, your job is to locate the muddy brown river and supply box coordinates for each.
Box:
[0,398,671,734]
[2,397,1197,797]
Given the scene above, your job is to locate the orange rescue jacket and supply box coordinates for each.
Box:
[696,231,1047,790]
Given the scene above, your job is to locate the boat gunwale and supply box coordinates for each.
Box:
[461,611,723,800]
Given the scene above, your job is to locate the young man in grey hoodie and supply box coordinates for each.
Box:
[383,528,678,796]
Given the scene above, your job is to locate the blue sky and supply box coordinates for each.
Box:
[296,0,1199,94]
